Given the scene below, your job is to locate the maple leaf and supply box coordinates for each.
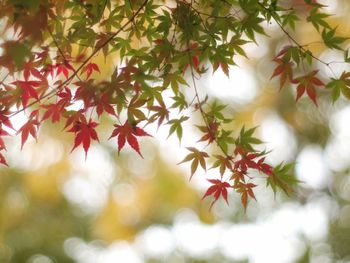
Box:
[109,121,151,157]
[41,104,62,123]
[18,110,40,149]
[74,80,97,109]
[196,121,219,145]
[202,179,231,209]
[148,102,170,128]
[178,147,209,180]
[257,157,273,175]
[12,80,41,107]
[96,93,117,117]
[63,110,86,130]
[82,63,100,79]
[233,182,257,209]
[127,98,147,122]
[294,70,324,105]
[235,126,262,152]
[267,163,299,196]
[230,170,246,183]
[211,155,233,176]
[23,62,45,81]
[270,58,294,90]
[234,152,258,173]
[41,87,72,123]
[213,61,230,77]
[34,47,49,64]
[55,61,74,78]
[67,116,99,158]
[40,64,55,78]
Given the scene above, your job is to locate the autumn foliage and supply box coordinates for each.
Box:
[0,0,348,209]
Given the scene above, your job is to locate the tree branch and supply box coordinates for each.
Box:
[8,0,149,119]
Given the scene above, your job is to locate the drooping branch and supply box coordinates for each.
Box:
[7,0,150,119]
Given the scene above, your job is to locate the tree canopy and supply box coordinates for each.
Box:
[0,0,349,211]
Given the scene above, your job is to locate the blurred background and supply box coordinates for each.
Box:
[1,0,350,262]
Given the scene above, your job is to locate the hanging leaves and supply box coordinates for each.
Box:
[1,0,347,210]
[67,115,99,158]
[96,93,117,117]
[294,70,325,106]
[41,87,72,123]
[11,80,41,108]
[18,110,40,149]
[178,147,209,180]
[202,179,231,209]
[270,58,294,90]
[109,121,151,157]
[82,63,100,79]
[55,61,74,79]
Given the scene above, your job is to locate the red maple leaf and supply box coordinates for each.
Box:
[40,64,55,78]
[12,80,41,107]
[109,121,151,157]
[257,157,273,175]
[196,121,219,145]
[213,61,230,77]
[270,58,294,90]
[96,93,117,117]
[67,116,99,158]
[23,62,45,81]
[41,87,72,123]
[74,80,97,109]
[63,110,85,130]
[55,61,74,79]
[202,179,231,209]
[234,153,258,173]
[82,63,100,79]
[148,102,169,128]
[34,47,49,64]
[294,70,324,106]
[18,110,40,149]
